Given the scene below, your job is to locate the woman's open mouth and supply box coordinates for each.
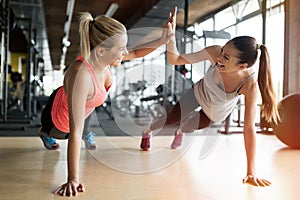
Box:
[217,63,225,69]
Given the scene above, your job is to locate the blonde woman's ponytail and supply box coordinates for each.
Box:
[78,12,94,60]
[78,12,126,60]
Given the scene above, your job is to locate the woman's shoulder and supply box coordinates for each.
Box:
[64,61,92,84]
[238,74,258,96]
[66,60,90,74]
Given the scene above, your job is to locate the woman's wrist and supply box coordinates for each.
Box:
[247,168,256,176]
[68,177,79,183]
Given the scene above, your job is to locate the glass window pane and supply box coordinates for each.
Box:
[195,18,214,36]
[266,11,284,99]
[235,15,263,42]
[215,7,236,30]
[233,0,260,18]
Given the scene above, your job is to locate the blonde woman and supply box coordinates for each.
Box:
[38,12,173,196]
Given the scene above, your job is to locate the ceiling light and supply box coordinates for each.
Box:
[105,3,119,17]
[62,36,71,47]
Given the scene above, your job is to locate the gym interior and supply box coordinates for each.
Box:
[0,0,299,199]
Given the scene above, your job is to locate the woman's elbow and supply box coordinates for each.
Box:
[168,57,177,65]
[167,54,182,65]
[243,124,256,135]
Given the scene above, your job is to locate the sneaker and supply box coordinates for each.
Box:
[140,132,152,151]
[38,128,60,150]
[171,131,184,149]
[83,132,97,150]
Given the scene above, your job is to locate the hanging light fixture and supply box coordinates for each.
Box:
[105,3,119,17]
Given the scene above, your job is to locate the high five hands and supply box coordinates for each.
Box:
[160,6,177,44]
[167,6,177,34]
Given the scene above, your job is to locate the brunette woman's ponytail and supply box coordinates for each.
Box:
[257,45,280,124]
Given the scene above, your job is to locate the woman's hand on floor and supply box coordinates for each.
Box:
[243,175,271,187]
[54,180,85,196]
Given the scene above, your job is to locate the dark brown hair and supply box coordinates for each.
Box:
[232,36,280,124]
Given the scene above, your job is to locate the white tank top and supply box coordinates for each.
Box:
[193,64,255,123]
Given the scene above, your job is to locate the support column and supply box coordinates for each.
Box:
[283,0,300,95]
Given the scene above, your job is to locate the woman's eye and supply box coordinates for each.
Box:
[224,55,229,60]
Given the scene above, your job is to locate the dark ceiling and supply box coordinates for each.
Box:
[8,0,237,71]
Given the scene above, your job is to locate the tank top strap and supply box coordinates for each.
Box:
[236,72,256,93]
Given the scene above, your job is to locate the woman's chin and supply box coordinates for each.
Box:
[111,60,121,67]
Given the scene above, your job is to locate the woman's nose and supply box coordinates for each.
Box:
[124,48,129,56]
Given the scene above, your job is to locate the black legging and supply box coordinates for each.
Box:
[150,87,213,133]
[40,87,60,134]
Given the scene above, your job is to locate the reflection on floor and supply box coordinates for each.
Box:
[0,133,299,200]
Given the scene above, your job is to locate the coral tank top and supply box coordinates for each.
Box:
[51,55,111,133]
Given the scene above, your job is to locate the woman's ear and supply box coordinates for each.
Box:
[240,63,248,69]
[96,47,104,57]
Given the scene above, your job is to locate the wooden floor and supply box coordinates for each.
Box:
[0,133,299,200]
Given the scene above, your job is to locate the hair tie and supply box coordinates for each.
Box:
[257,44,261,49]
[91,18,95,24]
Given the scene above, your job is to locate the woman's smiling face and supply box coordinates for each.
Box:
[97,33,128,67]
[216,41,245,73]
[108,33,129,67]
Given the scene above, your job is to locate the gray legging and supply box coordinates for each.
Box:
[150,87,213,133]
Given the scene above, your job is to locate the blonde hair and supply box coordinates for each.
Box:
[78,12,126,60]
